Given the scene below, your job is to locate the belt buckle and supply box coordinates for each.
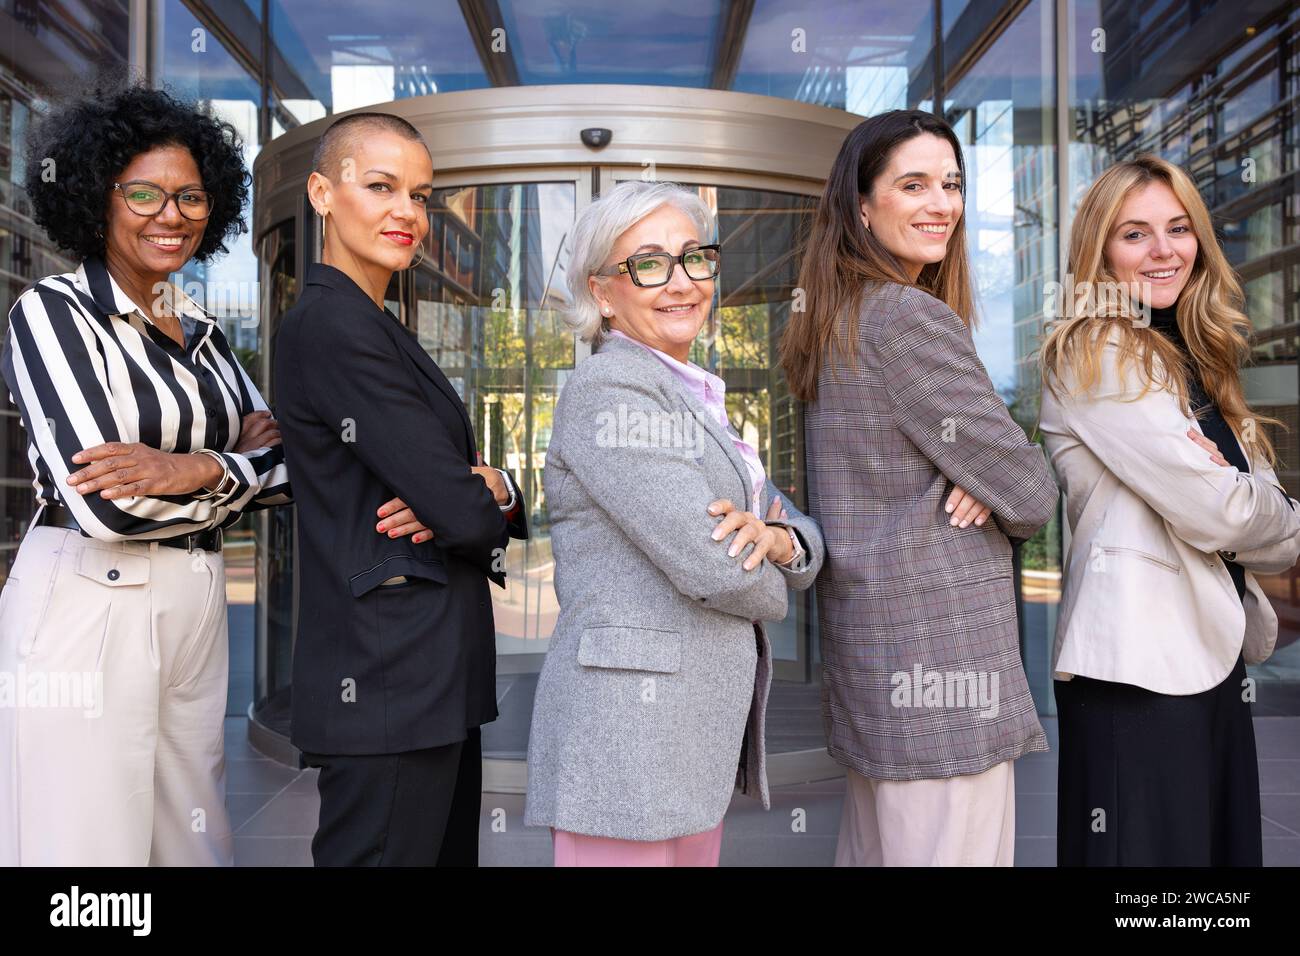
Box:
[184,528,223,553]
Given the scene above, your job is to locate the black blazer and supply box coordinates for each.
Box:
[274,263,527,756]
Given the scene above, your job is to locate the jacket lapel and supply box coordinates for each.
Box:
[383,316,477,457]
[598,336,755,513]
[305,264,478,460]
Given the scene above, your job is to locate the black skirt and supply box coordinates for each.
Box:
[1055,653,1261,866]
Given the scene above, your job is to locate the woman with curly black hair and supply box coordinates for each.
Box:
[0,80,294,866]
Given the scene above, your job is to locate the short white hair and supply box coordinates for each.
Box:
[564,180,715,345]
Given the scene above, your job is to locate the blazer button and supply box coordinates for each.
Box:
[107,568,120,581]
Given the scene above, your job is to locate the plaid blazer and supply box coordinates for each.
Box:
[805,283,1058,780]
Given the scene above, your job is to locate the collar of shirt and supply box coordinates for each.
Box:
[78,256,214,346]
[306,262,391,308]
[606,328,728,424]
[606,328,768,510]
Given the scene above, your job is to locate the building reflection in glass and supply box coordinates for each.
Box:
[946,0,1062,711]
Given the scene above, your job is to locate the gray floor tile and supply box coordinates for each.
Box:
[720,835,838,866]
[1263,838,1300,866]
[1261,794,1300,833]
[1014,836,1056,867]
[227,792,275,832]
[235,792,320,837]
[1259,759,1300,795]
[1261,814,1298,838]
[284,769,320,795]
[225,757,300,795]
[481,833,553,867]
[719,792,843,838]
[1014,793,1056,838]
[1254,718,1300,759]
[234,836,314,867]
[1013,757,1057,795]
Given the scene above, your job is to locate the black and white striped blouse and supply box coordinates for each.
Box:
[1,256,291,540]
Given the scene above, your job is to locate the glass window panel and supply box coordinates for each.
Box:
[496,0,724,87]
[269,0,490,125]
[152,0,264,624]
[254,219,297,716]
[0,0,130,580]
[407,181,576,759]
[947,0,1059,712]
[2,0,128,93]
[733,0,935,112]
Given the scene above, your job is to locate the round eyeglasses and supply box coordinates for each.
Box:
[113,181,214,221]
[595,244,721,288]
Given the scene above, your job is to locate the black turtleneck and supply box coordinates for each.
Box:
[1149,303,1247,602]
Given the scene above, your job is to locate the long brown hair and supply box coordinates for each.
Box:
[780,110,975,401]
[1040,154,1279,466]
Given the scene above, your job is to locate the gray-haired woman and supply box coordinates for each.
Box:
[523,181,825,866]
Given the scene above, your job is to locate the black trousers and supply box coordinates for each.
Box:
[1055,654,1261,866]
[302,726,482,867]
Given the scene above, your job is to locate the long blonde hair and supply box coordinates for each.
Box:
[1040,154,1278,466]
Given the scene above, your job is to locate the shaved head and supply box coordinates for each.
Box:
[311,112,429,181]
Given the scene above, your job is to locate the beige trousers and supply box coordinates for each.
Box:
[835,759,1016,866]
[0,525,232,866]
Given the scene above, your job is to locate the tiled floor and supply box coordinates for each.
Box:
[226,714,1300,866]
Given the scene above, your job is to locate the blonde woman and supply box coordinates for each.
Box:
[1039,155,1300,865]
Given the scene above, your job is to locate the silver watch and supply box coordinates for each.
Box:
[778,525,806,570]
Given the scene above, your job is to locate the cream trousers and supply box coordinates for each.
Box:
[835,759,1016,866]
[0,525,231,866]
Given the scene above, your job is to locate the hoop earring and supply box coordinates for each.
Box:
[407,242,426,271]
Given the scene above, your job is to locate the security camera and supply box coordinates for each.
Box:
[580,128,612,149]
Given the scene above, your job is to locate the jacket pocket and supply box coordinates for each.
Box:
[349,555,447,597]
[1097,546,1181,574]
[577,625,682,674]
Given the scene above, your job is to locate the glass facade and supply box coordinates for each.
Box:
[2,1,1299,759]
[0,0,129,576]
[946,0,1062,710]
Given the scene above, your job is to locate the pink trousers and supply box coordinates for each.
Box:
[551,819,725,867]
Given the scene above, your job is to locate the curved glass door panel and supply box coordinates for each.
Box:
[410,181,577,757]
[254,219,298,729]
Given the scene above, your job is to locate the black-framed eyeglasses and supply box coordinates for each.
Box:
[595,243,721,288]
[113,180,214,221]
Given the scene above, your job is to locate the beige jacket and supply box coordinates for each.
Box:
[1040,326,1300,695]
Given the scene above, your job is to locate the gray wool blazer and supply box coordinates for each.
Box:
[523,334,824,842]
